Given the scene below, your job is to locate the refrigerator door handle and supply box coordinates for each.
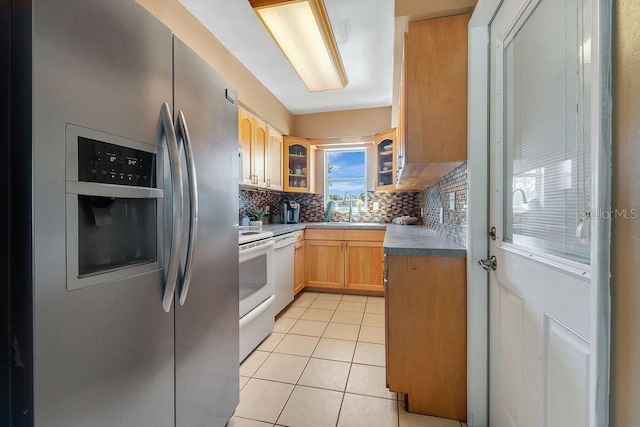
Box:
[158,102,184,312]
[176,110,198,305]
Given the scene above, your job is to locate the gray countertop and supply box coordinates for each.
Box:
[261,222,466,257]
[260,223,306,237]
[382,225,466,257]
[304,222,386,230]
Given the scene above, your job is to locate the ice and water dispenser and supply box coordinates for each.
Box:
[66,125,163,290]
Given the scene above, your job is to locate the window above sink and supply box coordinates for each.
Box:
[325,149,367,212]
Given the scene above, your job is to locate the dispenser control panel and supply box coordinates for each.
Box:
[78,137,156,187]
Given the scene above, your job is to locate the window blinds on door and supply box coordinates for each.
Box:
[502,0,591,263]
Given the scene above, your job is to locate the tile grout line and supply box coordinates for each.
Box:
[243,294,318,426]
[239,292,391,426]
[273,297,332,427]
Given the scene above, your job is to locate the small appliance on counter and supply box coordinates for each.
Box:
[282,201,300,224]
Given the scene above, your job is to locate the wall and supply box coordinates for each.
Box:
[419,163,468,247]
[136,0,294,134]
[610,1,640,425]
[239,189,421,224]
[395,0,476,20]
[293,107,392,138]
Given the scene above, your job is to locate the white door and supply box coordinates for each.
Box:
[487,0,609,426]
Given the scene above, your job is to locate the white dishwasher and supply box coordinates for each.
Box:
[273,233,295,315]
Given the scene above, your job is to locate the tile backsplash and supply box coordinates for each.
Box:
[329,191,421,223]
[419,162,468,247]
[238,189,283,220]
[239,188,420,224]
[240,162,468,249]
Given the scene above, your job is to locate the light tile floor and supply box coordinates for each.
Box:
[231,292,467,427]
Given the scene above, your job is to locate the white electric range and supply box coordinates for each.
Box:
[238,227,275,362]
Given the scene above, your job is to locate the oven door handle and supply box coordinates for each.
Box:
[158,102,183,312]
[239,295,275,328]
[239,240,275,258]
[176,110,198,306]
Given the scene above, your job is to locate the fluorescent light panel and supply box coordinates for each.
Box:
[252,0,348,92]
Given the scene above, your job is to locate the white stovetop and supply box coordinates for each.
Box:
[239,226,274,245]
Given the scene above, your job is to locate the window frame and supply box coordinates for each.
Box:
[324,148,368,213]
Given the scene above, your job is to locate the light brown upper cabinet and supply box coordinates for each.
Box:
[284,136,315,193]
[253,117,268,187]
[266,125,283,191]
[238,106,255,186]
[396,13,469,191]
[375,128,397,192]
[238,106,282,190]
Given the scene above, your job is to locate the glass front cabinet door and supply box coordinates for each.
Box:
[284,136,311,193]
[375,128,397,191]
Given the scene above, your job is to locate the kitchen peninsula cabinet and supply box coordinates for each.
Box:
[385,254,467,421]
[396,13,469,190]
[305,228,385,292]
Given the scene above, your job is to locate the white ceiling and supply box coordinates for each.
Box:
[179,0,395,115]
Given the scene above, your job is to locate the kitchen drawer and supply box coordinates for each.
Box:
[304,229,345,241]
[294,230,304,243]
[343,229,385,242]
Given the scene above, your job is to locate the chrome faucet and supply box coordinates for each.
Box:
[343,191,353,222]
[512,188,528,204]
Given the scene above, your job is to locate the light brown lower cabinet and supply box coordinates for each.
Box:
[293,240,306,295]
[385,254,467,422]
[345,241,384,292]
[306,240,344,289]
[304,229,385,292]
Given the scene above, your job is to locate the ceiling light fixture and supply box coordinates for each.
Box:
[249,0,348,92]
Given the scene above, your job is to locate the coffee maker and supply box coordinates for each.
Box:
[282,201,300,224]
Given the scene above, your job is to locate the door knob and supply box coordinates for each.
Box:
[478,255,497,271]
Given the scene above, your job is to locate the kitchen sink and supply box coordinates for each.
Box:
[307,222,385,227]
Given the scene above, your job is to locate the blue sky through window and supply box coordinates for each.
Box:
[326,150,366,203]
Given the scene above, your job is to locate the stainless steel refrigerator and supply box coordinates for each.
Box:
[1,0,239,426]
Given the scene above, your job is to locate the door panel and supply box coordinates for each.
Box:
[294,241,306,294]
[239,108,254,185]
[173,37,239,427]
[497,286,523,427]
[267,126,283,190]
[545,316,590,427]
[488,0,595,426]
[345,241,383,291]
[253,118,267,187]
[306,240,344,288]
[32,0,175,425]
